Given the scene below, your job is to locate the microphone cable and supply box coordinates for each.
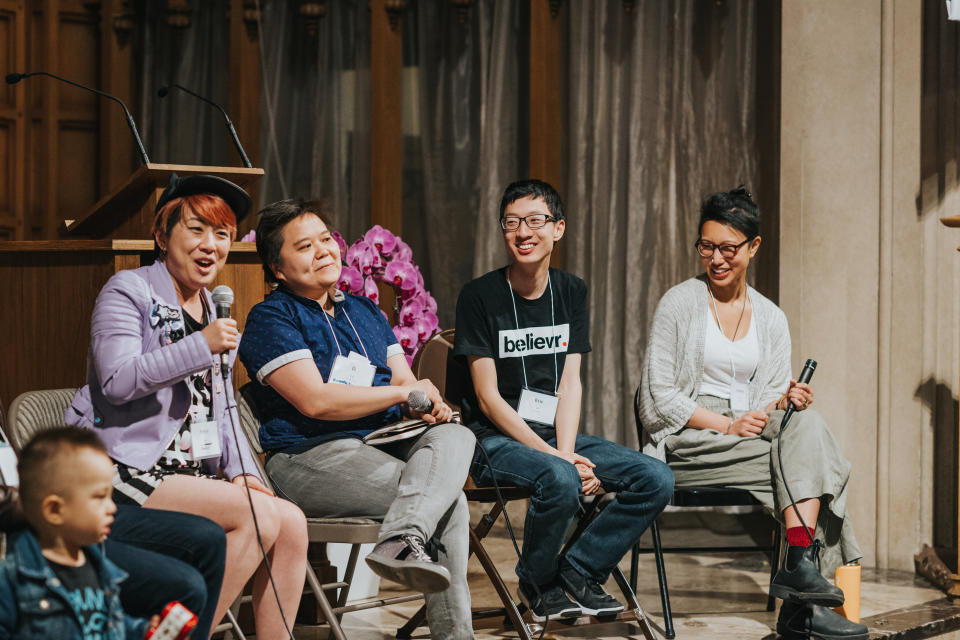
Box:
[774,358,818,546]
[221,360,297,640]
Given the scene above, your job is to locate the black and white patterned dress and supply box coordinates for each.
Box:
[112,304,220,506]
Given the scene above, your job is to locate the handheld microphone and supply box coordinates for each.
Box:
[211,285,234,376]
[407,389,434,414]
[781,358,817,428]
[8,71,150,165]
[158,83,253,168]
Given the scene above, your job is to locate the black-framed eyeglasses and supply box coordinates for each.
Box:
[695,238,750,259]
[500,214,557,231]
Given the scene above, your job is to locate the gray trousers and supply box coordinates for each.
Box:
[265,423,476,640]
[663,395,862,575]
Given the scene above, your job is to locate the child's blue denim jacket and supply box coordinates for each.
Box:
[0,528,149,639]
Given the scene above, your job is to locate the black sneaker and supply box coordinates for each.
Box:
[558,560,625,616]
[777,601,868,640]
[517,580,582,623]
[365,534,451,593]
[770,541,845,607]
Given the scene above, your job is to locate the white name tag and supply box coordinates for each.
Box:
[0,443,18,487]
[329,351,376,387]
[189,420,222,461]
[518,388,559,426]
[730,381,750,412]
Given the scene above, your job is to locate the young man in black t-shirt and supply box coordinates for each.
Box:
[454,179,674,621]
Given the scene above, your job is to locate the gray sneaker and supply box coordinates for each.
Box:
[365,534,451,593]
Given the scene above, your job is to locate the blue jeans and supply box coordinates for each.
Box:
[105,506,227,639]
[472,433,674,585]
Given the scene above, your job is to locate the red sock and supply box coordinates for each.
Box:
[786,526,815,547]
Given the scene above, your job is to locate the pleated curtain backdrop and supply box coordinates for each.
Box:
[565,0,761,445]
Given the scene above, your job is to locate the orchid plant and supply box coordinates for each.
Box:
[241,226,440,363]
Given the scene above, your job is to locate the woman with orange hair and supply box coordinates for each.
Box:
[66,174,307,639]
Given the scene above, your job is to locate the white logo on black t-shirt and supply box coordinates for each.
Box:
[498,324,570,358]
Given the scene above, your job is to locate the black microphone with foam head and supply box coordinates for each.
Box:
[211,285,234,376]
[407,389,434,414]
[158,83,252,168]
[7,71,150,164]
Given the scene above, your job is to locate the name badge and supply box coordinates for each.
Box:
[517,387,559,426]
[730,380,750,412]
[0,443,18,487]
[329,351,376,387]
[189,420,222,461]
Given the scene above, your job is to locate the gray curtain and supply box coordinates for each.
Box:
[565,0,760,445]
[134,1,233,167]
[403,0,523,328]
[258,0,371,242]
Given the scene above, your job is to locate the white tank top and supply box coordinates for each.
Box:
[700,305,760,399]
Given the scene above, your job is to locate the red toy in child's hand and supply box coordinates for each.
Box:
[144,601,197,640]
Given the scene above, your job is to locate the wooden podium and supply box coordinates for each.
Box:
[0,164,267,409]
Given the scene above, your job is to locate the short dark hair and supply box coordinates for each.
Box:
[18,427,108,514]
[499,179,565,221]
[698,185,760,240]
[255,199,333,284]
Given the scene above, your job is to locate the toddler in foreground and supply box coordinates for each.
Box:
[0,427,190,639]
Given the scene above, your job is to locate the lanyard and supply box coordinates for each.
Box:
[707,286,747,384]
[506,270,558,393]
[320,302,370,361]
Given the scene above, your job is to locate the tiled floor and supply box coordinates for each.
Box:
[284,501,960,640]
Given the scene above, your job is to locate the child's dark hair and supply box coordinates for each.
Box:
[18,427,108,512]
[499,179,565,221]
[698,185,759,240]
[255,199,333,284]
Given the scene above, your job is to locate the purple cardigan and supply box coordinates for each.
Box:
[65,260,261,481]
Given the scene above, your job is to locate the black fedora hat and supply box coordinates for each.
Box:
[155,173,252,223]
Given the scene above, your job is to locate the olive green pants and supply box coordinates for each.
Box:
[663,395,862,575]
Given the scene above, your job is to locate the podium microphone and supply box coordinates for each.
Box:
[211,285,234,376]
[7,71,150,165]
[158,83,253,168]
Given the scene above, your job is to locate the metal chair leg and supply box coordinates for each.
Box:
[651,519,675,639]
[611,565,657,640]
[767,523,783,612]
[305,563,349,640]
[630,543,639,593]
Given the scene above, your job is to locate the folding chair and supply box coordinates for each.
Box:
[630,385,782,639]
[397,331,657,640]
[235,384,422,640]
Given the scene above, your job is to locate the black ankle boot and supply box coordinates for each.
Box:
[770,541,845,607]
[777,601,868,640]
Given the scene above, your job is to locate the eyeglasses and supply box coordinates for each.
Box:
[500,214,557,231]
[695,238,750,259]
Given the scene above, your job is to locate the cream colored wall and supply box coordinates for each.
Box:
[779,0,935,571]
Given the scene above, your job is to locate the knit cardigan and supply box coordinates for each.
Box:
[638,275,792,460]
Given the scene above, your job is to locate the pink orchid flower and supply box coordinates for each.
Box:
[393,325,419,354]
[399,298,424,327]
[384,260,418,292]
[338,266,363,293]
[363,277,380,304]
[332,230,348,255]
[412,312,439,342]
[395,239,413,263]
[364,225,398,257]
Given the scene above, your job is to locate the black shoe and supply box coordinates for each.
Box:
[770,541,845,607]
[517,580,582,623]
[777,601,868,640]
[558,560,625,616]
[365,534,451,593]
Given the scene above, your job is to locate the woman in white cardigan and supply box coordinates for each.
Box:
[638,187,866,640]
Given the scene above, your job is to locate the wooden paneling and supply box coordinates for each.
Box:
[229,0,261,234]
[99,0,134,196]
[528,0,565,191]
[58,124,99,221]
[370,0,403,236]
[0,242,268,408]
